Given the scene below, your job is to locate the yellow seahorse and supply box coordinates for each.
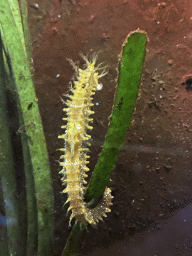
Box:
[58,53,113,226]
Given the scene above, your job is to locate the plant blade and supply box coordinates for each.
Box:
[0,31,24,256]
[0,1,54,255]
[85,29,148,201]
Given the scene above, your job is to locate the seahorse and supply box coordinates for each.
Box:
[58,53,113,226]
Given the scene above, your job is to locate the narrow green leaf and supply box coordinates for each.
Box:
[3,41,38,256]
[0,2,54,255]
[85,29,148,201]
[0,31,24,256]
[61,222,87,256]
[19,0,33,76]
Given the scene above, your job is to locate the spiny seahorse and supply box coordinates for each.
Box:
[58,53,113,226]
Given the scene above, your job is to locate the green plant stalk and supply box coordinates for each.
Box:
[19,0,34,77]
[0,32,24,256]
[3,0,38,252]
[61,222,87,256]
[0,1,54,255]
[3,44,38,255]
[85,29,148,202]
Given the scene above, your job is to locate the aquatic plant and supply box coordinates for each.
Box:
[0,1,147,255]
[61,30,147,255]
[0,1,54,255]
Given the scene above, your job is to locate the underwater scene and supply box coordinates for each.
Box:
[1,1,192,256]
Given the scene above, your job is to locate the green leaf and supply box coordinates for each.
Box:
[85,29,148,201]
[61,222,87,256]
[0,1,54,255]
[0,29,24,256]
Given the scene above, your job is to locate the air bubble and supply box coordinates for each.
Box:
[97,83,103,90]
